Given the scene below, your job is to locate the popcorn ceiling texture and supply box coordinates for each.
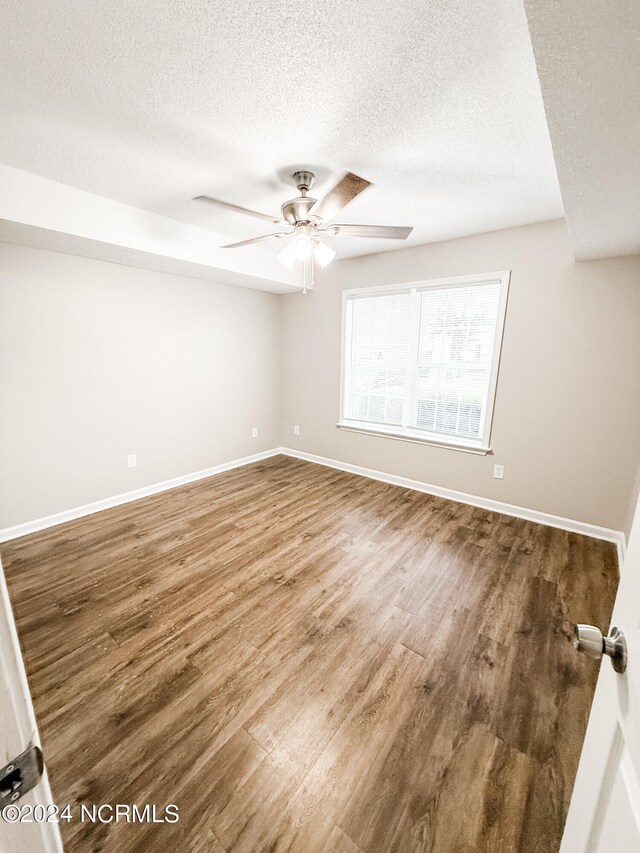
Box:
[524,0,640,260]
[0,0,563,259]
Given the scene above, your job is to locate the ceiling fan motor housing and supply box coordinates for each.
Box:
[281,195,318,225]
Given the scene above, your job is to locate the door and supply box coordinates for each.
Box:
[560,492,640,851]
[0,557,62,852]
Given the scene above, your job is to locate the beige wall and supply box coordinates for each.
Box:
[281,220,640,534]
[2,220,639,536]
[0,244,281,528]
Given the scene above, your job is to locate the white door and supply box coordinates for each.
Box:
[560,492,640,851]
[0,558,62,852]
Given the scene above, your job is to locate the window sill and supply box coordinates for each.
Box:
[336,422,492,455]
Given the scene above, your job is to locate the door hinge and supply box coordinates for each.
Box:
[0,746,44,803]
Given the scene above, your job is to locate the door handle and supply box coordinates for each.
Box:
[574,624,627,674]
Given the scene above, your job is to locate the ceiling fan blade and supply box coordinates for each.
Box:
[221,231,292,249]
[194,195,286,225]
[322,224,413,240]
[309,173,372,222]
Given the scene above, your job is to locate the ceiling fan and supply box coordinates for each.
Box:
[193,170,413,270]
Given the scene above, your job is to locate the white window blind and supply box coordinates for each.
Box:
[341,273,509,451]
[347,292,412,427]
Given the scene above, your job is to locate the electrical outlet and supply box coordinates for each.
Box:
[293,425,300,436]
[493,464,504,480]
[127,453,137,469]
[251,427,258,438]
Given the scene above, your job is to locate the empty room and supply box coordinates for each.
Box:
[1,1,639,852]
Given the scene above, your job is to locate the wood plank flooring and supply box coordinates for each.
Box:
[1,455,618,853]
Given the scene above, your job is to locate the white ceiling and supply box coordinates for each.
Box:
[524,0,640,261]
[0,0,564,261]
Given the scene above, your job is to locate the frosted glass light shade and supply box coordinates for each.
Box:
[313,240,337,268]
[276,234,337,269]
[276,242,296,268]
[291,235,313,260]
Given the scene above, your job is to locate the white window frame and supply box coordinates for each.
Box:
[338,270,511,455]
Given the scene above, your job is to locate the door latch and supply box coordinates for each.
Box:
[0,746,44,803]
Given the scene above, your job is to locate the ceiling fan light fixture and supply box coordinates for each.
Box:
[275,241,296,268]
[290,234,313,261]
[312,239,337,268]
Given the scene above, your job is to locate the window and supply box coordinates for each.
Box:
[339,272,510,453]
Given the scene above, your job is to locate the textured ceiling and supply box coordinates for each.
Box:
[0,0,563,260]
[524,0,640,260]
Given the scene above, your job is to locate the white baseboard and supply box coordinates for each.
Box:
[1,445,627,571]
[280,447,627,566]
[0,449,282,543]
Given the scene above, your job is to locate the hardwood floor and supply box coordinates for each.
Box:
[1,455,618,853]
